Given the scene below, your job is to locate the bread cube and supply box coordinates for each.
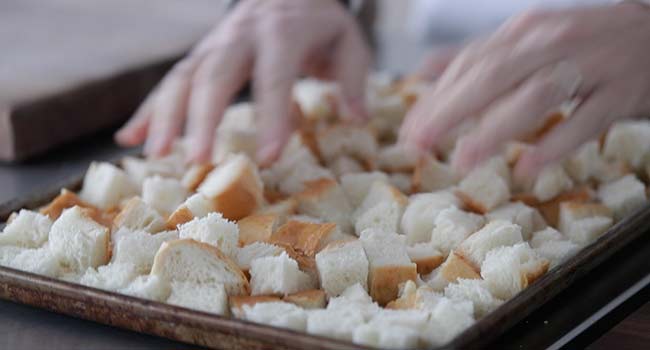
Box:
[315,240,369,297]
[270,220,337,257]
[250,251,315,296]
[48,206,110,273]
[235,242,285,272]
[317,124,378,163]
[229,295,283,318]
[376,144,418,173]
[79,262,139,291]
[113,197,166,233]
[294,178,354,233]
[255,198,298,217]
[529,227,564,248]
[293,78,338,121]
[438,251,481,285]
[39,189,111,228]
[327,283,382,320]
[444,279,503,318]
[401,191,461,244]
[598,174,647,220]
[243,301,308,331]
[278,162,335,195]
[486,202,546,240]
[354,181,408,235]
[532,164,574,202]
[412,155,458,192]
[564,141,605,183]
[8,247,62,277]
[151,239,249,296]
[306,308,366,341]
[340,171,389,207]
[558,202,613,245]
[329,155,364,178]
[119,275,171,302]
[603,119,650,170]
[180,164,214,192]
[111,228,178,274]
[238,214,283,246]
[388,173,412,194]
[0,210,52,248]
[79,162,136,210]
[121,156,183,189]
[167,281,229,315]
[481,242,549,300]
[359,229,417,305]
[456,220,523,269]
[198,154,264,220]
[212,129,257,164]
[431,207,485,256]
[142,176,188,216]
[166,193,215,229]
[178,213,238,258]
[534,240,580,268]
[423,297,475,346]
[456,157,511,213]
[353,322,420,349]
[284,289,327,309]
[0,246,25,266]
[406,243,444,275]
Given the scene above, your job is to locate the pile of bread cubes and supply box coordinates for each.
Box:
[1,74,649,349]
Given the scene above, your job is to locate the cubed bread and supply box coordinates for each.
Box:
[151,239,249,296]
[235,242,285,273]
[7,247,62,277]
[401,191,461,244]
[456,157,511,214]
[278,162,335,195]
[564,140,606,183]
[359,229,417,305]
[40,189,101,222]
[119,275,171,302]
[353,321,420,349]
[167,281,229,315]
[406,243,444,275]
[456,220,523,269]
[481,242,549,300]
[412,155,458,193]
[431,207,485,256]
[111,228,178,274]
[243,301,308,331]
[294,178,354,234]
[198,154,264,220]
[329,155,364,178]
[255,198,298,217]
[166,194,214,230]
[388,173,412,194]
[48,206,110,273]
[354,181,408,235]
[213,129,258,164]
[249,251,315,296]
[178,213,239,258]
[0,209,52,248]
[270,220,337,258]
[316,124,378,164]
[230,295,283,318]
[121,156,182,189]
[315,240,369,297]
[180,164,215,192]
[423,297,475,347]
[438,251,481,285]
[532,164,574,202]
[444,279,503,318]
[598,174,647,220]
[340,171,390,207]
[603,119,650,170]
[113,197,166,233]
[558,202,613,245]
[533,239,580,268]
[529,227,565,249]
[142,176,188,216]
[326,283,382,321]
[284,289,327,309]
[238,214,284,246]
[306,308,366,341]
[0,246,25,266]
[376,144,418,173]
[79,162,136,210]
[486,202,546,240]
[514,186,595,227]
[293,78,338,121]
[79,262,139,291]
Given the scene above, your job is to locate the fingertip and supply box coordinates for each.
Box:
[513,149,544,182]
[256,141,283,168]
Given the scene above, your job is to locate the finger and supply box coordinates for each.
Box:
[514,86,618,179]
[186,45,252,163]
[115,94,153,146]
[416,46,461,80]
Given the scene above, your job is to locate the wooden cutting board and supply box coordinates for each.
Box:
[0,0,226,161]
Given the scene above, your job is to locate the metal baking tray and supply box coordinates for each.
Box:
[1,171,649,349]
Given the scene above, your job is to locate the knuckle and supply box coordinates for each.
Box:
[526,79,561,106]
[261,13,299,38]
[546,20,579,46]
[507,10,549,34]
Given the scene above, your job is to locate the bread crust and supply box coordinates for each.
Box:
[229,295,282,318]
[512,186,594,227]
[412,255,444,276]
[238,214,282,246]
[441,251,481,283]
[368,264,417,306]
[283,289,326,309]
[41,189,113,227]
[183,164,215,192]
[523,259,550,287]
[455,190,489,215]
[165,206,194,230]
[213,165,263,221]
[270,221,336,257]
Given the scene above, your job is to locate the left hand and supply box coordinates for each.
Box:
[399,3,650,179]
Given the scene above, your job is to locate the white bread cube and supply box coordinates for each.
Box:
[598,174,647,220]
[353,322,420,349]
[359,228,417,305]
[293,78,338,121]
[315,240,369,297]
[8,246,62,277]
[529,227,564,249]
[79,262,139,291]
[255,198,297,217]
[142,176,188,216]
[167,281,229,315]
[564,141,605,183]
[238,214,284,246]
[0,210,52,248]
[532,164,574,202]
[166,193,215,230]
[230,295,283,318]
[431,207,485,256]
[480,242,549,300]
[283,289,327,309]
[113,197,166,233]
[456,157,511,214]
[249,251,315,296]
[111,228,178,274]
[121,156,182,190]
[316,124,378,163]
[406,243,444,275]
[218,102,256,131]
[456,220,523,269]
[278,162,335,195]
[79,162,137,209]
[367,92,408,140]
[412,155,458,192]
[401,191,461,244]
[178,213,238,259]
[388,173,412,194]
[354,181,408,235]
[341,172,389,207]
[151,239,249,296]
[212,129,257,164]
[243,301,308,331]
[119,275,171,302]
[198,154,264,220]
[558,202,613,245]
[486,202,546,240]
[295,178,354,234]
[48,206,110,273]
[306,308,366,341]
[0,246,25,266]
[423,297,475,346]
[235,242,285,272]
[329,155,364,178]
[376,144,418,173]
[534,239,580,268]
[603,119,650,170]
[444,279,503,318]
[180,164,214,192]
[327,283,382,321]
[437,251,481,286]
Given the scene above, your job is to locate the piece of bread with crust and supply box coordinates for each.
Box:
[359,228,417,305]
[438,251,481,285]
[243,301,308,331]
[388,173,412,194]
[401,191,461,245]
[178,213,239,258]
[316,124,378,164]
[167,281,229,315]
[431,207,485,256]
[166,193,215,229]
[598,174,647,220]
[444,279,503,318]
[376,144,418,173]
[480,242,549,300]
[532,164,574,202]
[0,209,52,248]
[238,214,284,246]
[79,162,137,210]
[306,307,366,341]
[40,189,101,222]
[151,239,249,296]
[235,242,285,274]
[119,275,171,302]
[270,220,337,258]
[486,202,546,241]
[121,156,183,190]
[79,262,139,291]
[181,164,215,192]
[213,129,258,165]
[284,289,327,309]
[113,197,166,233]
[456,220,523,270]
[48,206,110,273]
[602,119,650,170]
[340,172,390,207]
[293,78,338,121]
[142,176,189,217]
[315,240,369,297]
[230,295,283,318]
[294,178,354,234]
[352,320,420,349]
[6,246,62,278]
[406,243,444,275]
[255,198,298,217]
[329,155,364,178]
[422,297,475,347]
[111,228,178,274]
[456,157,511,214]
[412,155,458,193]
[198,154,264,220]
[513,186,595,227]
[558,201,613,245]
[353,181,408,235]
[249,251,316,296]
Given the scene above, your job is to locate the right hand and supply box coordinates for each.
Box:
[115,0,371,166]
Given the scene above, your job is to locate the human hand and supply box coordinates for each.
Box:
[115,0,371,166]
[399,3,650,179]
